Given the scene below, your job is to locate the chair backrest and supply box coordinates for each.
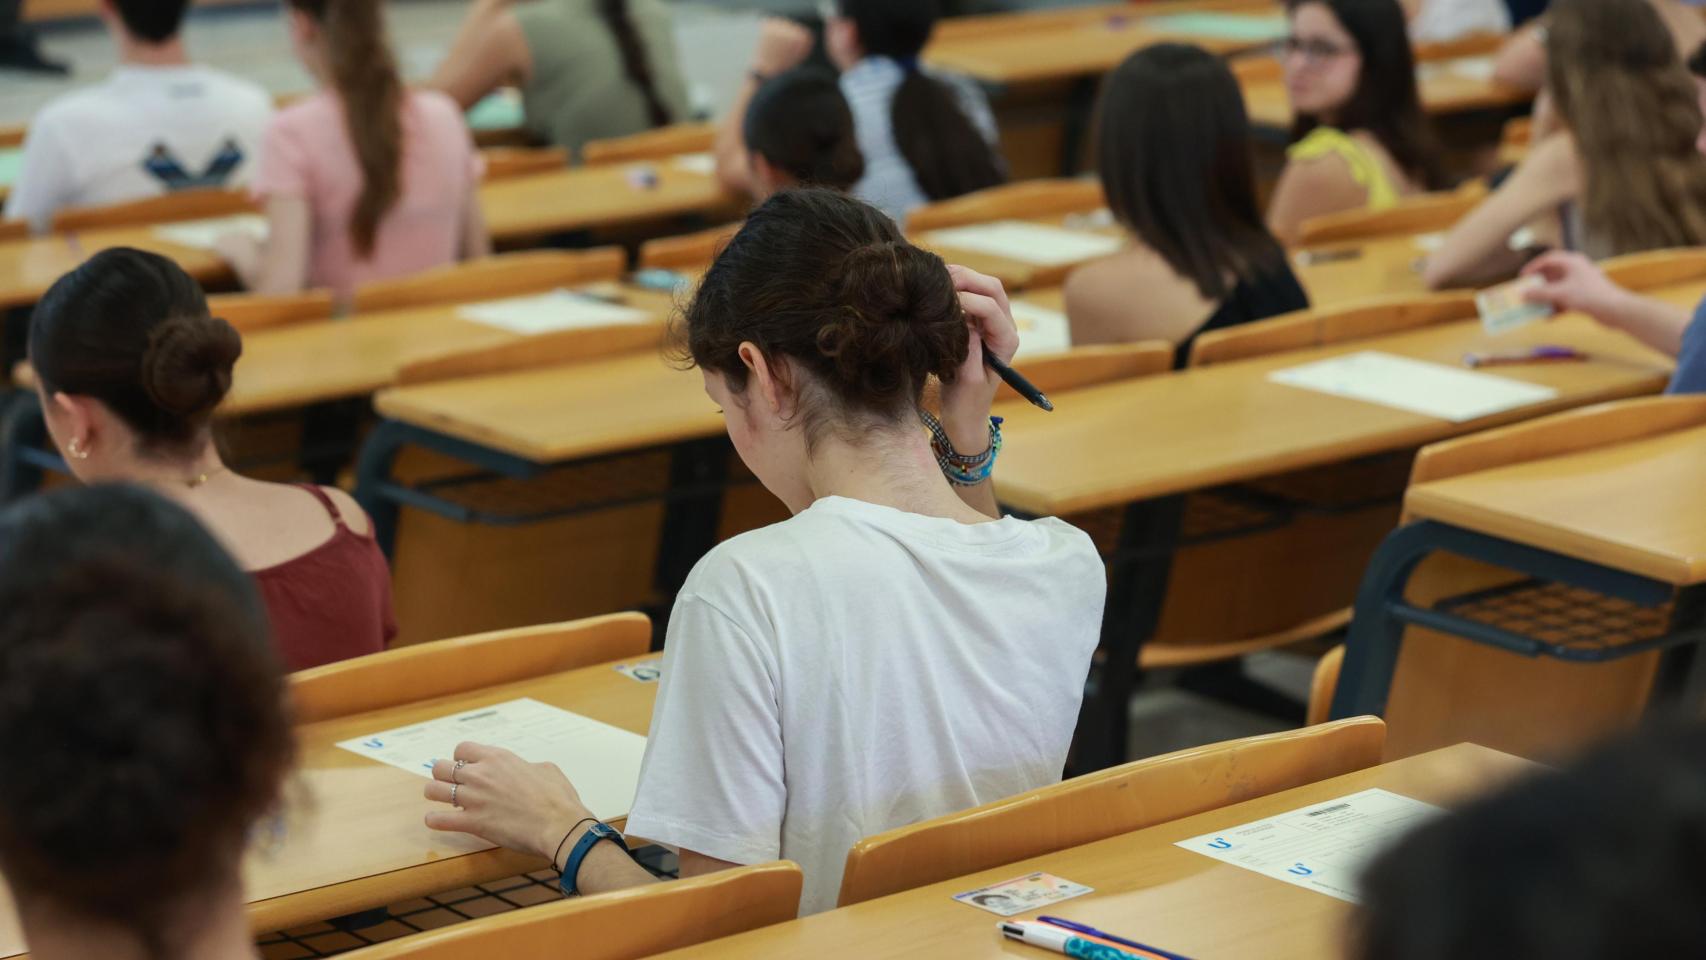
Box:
[51,187,256,233]
[290,612,651,724]
[638,222,741,273]
[581,122,717,166]
[1307,645,1346,727]
[905,179,1105,232]
[1600,247,1706,293]
[1412,31,1503,60]
[1188,290,1478,366]
[335,861,803,960]
[1002,342,1173,399]
[481,145,571,181]
[1296,181,1487,246]
[350,248,628,314]
[398,322,667,386]
[0,219,26,242]
[0,124,23,149]
[207,289,336,333]
[1229,53,1284,85]
[836,716,1387,906]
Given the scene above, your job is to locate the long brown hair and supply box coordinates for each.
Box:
[1548,0,1706,255]
[600,0,672,128]
[289,0,404,257]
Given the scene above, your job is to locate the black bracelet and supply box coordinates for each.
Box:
[553,818,599,873]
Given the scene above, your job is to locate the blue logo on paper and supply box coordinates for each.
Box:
[1287,863,1314,876]
[363,738,384,749]
[1208,837,1233,850]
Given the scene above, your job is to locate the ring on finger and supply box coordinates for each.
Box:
[452,759,467,784]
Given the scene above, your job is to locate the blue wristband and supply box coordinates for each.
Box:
[558,822,631,897]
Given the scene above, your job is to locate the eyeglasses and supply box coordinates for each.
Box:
[1276,36,1353,64]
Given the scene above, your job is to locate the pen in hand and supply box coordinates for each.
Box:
[987,348,1054,412]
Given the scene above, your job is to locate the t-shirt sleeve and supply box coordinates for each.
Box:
[1668,296,1706,395]
[250,112,312,201]
[623,592,785,866]
[4,113,75,234]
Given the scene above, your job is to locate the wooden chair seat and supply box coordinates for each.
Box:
[905,178,1105,233]
[581,122,717,166]
[350,248,628,314]
[837,717,1387,906]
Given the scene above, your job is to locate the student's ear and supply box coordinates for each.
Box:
[738,342,792,421]
[47,391,99,456]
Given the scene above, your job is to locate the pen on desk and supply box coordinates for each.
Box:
[988,349,1054,412]
[1037,917,1198,960]
[1463,345,1587,368]
[1000,921,1143,960]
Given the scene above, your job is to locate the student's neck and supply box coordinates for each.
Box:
[803,426,987,523]
[22,886,258,960]
[116,446,232,499]
[118,35,190,67]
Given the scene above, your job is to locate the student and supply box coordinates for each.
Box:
[1491,0,1706,93]
[1517,251,1706,392]
[3,0,272,234]
[29,247,397,670]
[715,4,1004,221]
[1267,0,1443,245]
[430,0,690,155]
[741,67,864,199]
[0,484,294,960]
[1424,0,1706,288]
[419,189,1105,915]
[1353,724,1706,959]
[218,0,489,305]
[1067,45,1309,366]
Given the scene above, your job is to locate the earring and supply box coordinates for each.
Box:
[66,438,90,461]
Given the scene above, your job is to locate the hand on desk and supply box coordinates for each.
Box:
[424,742,593,867]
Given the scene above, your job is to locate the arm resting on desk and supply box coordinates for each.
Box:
[1521,250,1692,356]
[1423,133,1579,290]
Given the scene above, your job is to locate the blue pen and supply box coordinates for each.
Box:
[1037,917,1197,960]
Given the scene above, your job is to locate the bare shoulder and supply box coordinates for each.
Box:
[318,485,373,537]
[1269,150,1369,243]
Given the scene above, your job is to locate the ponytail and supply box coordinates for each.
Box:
[291,0,404,257]
[600,0,672,129]
[889,67,1005,202]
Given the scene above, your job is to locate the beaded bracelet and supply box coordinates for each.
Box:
[919,409,1004,486]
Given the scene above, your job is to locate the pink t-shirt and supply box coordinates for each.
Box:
[252,88,480,302]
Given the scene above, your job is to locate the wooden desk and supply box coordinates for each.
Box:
[0,653,663,958]
[1243,56,1531,130]
[0,228,232,311]
[652,743,1531,960]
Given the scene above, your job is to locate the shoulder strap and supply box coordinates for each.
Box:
[296,484,350,530]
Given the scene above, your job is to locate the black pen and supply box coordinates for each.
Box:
[987,350,1054,412]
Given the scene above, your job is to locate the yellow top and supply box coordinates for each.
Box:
[1288,127,1402,211]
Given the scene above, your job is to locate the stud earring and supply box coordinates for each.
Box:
[66,438,90,460]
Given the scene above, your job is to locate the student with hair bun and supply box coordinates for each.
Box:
[418,189,1104,916]
[0,483,294,960]
[741,67,864,198]
[218,0,489,306]
[432,0,690,155]
[29,247,396,670]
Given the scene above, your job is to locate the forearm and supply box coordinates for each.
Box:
[550,821,660,895]
[943,413,1001,520]
[1595,289,1691,356]
[714,76,761,196]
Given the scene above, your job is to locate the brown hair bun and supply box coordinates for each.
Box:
[821,240,967,409]
[140,314,243,419]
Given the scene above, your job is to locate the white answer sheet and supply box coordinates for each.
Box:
[459,289,655,335]
[1268,350,1558,422]
[153,213,269,251]
[1176,788,1442,903]
[924,220,1123,267]
[336,698,648,821]
[1009,300,1074,358]
[672,152,718,176]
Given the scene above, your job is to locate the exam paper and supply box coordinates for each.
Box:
[337,698,647,820]
[924,221,1122,267]
[672,153,718,177]
[153,213,269,252]
[1268,350,1558,422]
[459,288,655,335]
[1176,788,1442,903]
[1142,11,1289,42]
[1010,300,1073,358]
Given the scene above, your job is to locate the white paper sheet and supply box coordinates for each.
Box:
[1268,350,1558,422]
[459,288,655,335]
[672,152,718,176]
[153,213,269,251]
[924,221,1123,267]
[1176,788,1442,903]
[337,698,647,820]
[1009,300,1073,358]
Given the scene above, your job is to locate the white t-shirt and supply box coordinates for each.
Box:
[4,64,273,234]
[839,57,1000,222]
[623,496,1105,915]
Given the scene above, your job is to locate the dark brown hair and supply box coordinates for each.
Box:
[1096,44,1289,301]
[836,0,1006,201]
[288,0,404,257]
[30,247,242,458]
[601,0,673,128]
[744,67,865,192]
[1547,0,1706,255]
[0,484,292,957]
[1286,0,1446,189]
[680,188,967,445]
[1689,38,1706,78]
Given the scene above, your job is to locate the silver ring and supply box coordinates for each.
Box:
[450,783,460,808]
[452,759,467,784]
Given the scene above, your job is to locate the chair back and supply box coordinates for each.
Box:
[290,613,651,724]
[0,124,23,149]
[0,219,27,242]
[208,290,336,333]
[905,179,1105,232]
[398,323,667,386]
[335,861,803,960]
[1600,247,1706,293]
[351,248,628,314]
[581,122,717,166]
[481,146,570,181]
[1296,181,1487,246]
[1001,342,1172,400]
[837,717,1387,906]
[638,222,740,273]
[1307,645,1347,727]
[1412,32,1503,60]
[1188,290,1478,367]
[51,188,255,232]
